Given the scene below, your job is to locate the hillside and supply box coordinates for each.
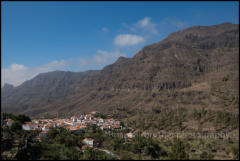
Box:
[2,22,239,131]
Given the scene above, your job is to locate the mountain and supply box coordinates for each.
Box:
[2,83,14,92]
[2,23,239,123]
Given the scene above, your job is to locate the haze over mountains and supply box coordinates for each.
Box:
[2,23,239,119]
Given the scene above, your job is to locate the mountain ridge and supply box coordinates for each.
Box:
[2,23,239,120]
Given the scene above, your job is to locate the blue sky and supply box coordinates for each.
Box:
[1,1,239,86]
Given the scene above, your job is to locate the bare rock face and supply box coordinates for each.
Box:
[1,23,239,118]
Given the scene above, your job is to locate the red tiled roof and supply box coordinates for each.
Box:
[70,126,81,130]
[80,125,87,129]
[6,119,14,122]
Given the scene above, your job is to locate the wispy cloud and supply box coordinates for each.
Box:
[122,17,188,39]
[102,27,109,33]
[138,17,151,27]
[93,49,126,64]
[114,34,145,47]
[123,17,158,36]
[159,17,188,29]
[171,20,188,29]
[135,17,158,34]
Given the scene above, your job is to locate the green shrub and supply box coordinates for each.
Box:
[169,138,189,160]
[200,151,214,160]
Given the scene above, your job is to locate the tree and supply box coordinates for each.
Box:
[193,109,201,122]
[16,115,31,124]
[112,137,122,151]
[145,143,160,158]
[2,113,16,120]
[232,145,239,160]
[92,124,97,133]
[64,135,77,147]
[55,135,65,144]
[144,136,167,159]
[10,121,22,132]
[47,128,59,139]
[120,121,125,127]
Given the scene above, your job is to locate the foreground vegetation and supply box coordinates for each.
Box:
[1,113,239,160]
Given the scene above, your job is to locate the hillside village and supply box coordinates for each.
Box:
[4,111,134,148]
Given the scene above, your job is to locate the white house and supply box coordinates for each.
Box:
[98,118,104,123]
[42,125,50,131]
[6,119,14,127]
[125,132,134,139]
[22,122,38,130]
[79,115,84,120]
[71,116,78,122]
[84,114,93,121]
[32,120,39,124]
[82,138,94,147]
[100,125,110,130]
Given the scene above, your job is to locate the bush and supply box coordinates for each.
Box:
[16,115,31,124]
[2,113,17,120]
[10,121,22,132]
[64,135,77,147]
[47,128,59,139]
[169,138,189,160]
[82,147,112,160]
[200,151,214,160]
[2,113,31,124]
[232,145,239,160]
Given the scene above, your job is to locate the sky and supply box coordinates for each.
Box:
[1,1,239,87]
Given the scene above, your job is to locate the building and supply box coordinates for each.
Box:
[112,125,121,129]
[100,125,110,130]
[22,122,38,130]
[125,132,134,139]
[82,138,94,147]
[71,116,78,122]
[39,131,48,137]
[47,122,57,128]
[77,117,83,122]
[6,119,14,127]
[68,126,86,133]
[42,125,50,131]
[84,114,93,120]
[80,125,87,130]
[32,120,39,124]
[90,111,99,115]
[64,120,74,126]
[98,118,104,123]
[57,122,64,127]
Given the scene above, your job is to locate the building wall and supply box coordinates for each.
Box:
[83,140,93,147]
[22,125,31,130]
[7,122,13,127]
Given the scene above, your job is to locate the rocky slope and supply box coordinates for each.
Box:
[2,23,239,121]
